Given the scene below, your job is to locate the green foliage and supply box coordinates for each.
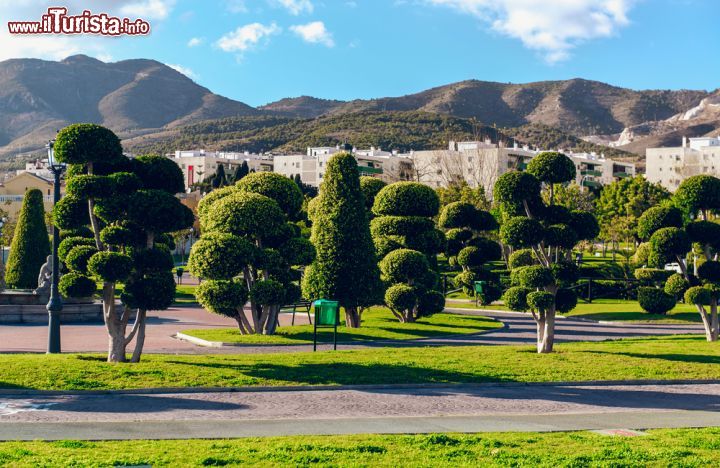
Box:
[554,288,578,313]
[58,237,95,263]
[132,248,174,273]
[674,175,720,215]
[684,285,712,306]
[544,224,578,249]
[58,272,97,298]
[121,271,176,311]
[697,260,720,284]
[551,261,580,287]
[99,225,143,248]
[385,284,416,315]
[107,172,142,195]
[636,206,684,241]
[634,268,674,285]
[54,123,123,165]
[438,202,497,231]
[250,279,286,305]
[503,286,530,311]
[686,221,720,246]
[6,189,51,289]
[500,217,544,248]
[664,274,690,297]
[457,242,501,268]
[516,265,554,289]
[567,211,600,241]
[493,171,541,207]
[595,175,670,234]
[127,190,195,234]
[195,280,248,318]
[417,290,445,315]
[188,233,255,280]
[649,227,691,261]
[527,291,554,311]
[65,245,99,273]
[301,153,381,311]
[87,252,133,283]
[526,152,576,184]
[371,216,435,238]
[203,192,285,238]
[66,175,113,199]
[372,182,440,217]
[197,185,238,225]
[638,287,676,314]
[359,177,387,210]
[508,249,535,269]
[379,249,431,285]
[236,171,303,218]
[541,205,571,225]
[131,155,185,194]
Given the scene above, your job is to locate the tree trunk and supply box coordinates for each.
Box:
[538,308,556,353]
[709,299,719,342]
[264,305,279,335]
[345,306,361,328]
[129,309,147,363]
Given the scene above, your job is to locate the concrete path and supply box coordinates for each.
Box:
[0,306,704,354]
[0,382,718,439]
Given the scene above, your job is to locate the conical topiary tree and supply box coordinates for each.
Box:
[302,153,383,328]
[6,189,51,289]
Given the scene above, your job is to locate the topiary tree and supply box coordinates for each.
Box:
[525,151,576,204]
[53,123,193,363]
[438,201,501,305]
[379,249,443,322]
[189,172,314,335]
[6,189,51,289]
[359,177,387,213]
[301,153,383,328]
[495,156,598,353]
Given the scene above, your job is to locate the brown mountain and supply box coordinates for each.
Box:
[0,55,258,158]
[261,79,709,137]
[259,96,344,118]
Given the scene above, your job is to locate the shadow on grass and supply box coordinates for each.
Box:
[566,312,701,323]
[584,350,720,365]
[163,360,513,386]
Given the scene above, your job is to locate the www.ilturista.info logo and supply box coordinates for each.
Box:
[8,7,150,36]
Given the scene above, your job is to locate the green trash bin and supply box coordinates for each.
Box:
[313,299,340,351]
[474,281,486,294]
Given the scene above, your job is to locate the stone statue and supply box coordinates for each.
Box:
[34,255,52,295]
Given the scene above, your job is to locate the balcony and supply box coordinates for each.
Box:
[613,172,631,178]
[581,179,601,188]
[581,170,602,177]
[358,166,383,175]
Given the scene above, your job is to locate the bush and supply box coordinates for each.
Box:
[195,280,248,317]
[551,261,579,286]
[543,224,577,249]
[385,283,417,313]
[54,123,124,165]
[197,186,238,224]
[236,172,304,218]
[508,249,535,269]
[371,216,435,238]
[99,225,140,247]
[372,182,440,218]
[541,205,572,225]
[65,245,99,273]
[249,279,285,305]
[87,252,133,283]
[554,288,578,313]
[132,247,174,273]
[684,285,712,306]
[418,290,445,316]
[500,217,544,248]
[66,175,114,199]
[638,287,676,314]
[516,265,554,288]
[131,155,185,194]
[634,268,674,285]
[494,171,541,206]
[526,152,576,184]
[503,286,530,311]
[636,206,684,240]
[379,249,430,285]
[649,227,691,260]
[457,243,500,269]
[359,177,387,210]
[527,291,554,311]
[568,211,600,241]
[58,237,95,263]
[121,271,176,310]
[665,273,690,297]
[674,175,720,215]
[698,260,720,284]
[686,221,720,246]
[203,192,285,238]
[5,189,52,289]
[59,272,97,298]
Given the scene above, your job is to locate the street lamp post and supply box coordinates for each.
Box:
[46,140,66,354]
[0,216,6,265]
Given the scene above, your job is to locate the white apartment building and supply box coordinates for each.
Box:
[404,141,635,197]
[169,150,274,189]
[274,145,413,187]
[19,159,54,180]
[646,137,720,191]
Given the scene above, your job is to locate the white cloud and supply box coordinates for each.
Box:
[120,0,176,20]
[167,63,197,79]
[226,0,248,13]
[187,37,204,47]
[272,0,314,15]
[425,0,634,63]
[290,21,335,47]
[216,22,282,54]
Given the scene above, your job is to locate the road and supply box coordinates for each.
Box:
[0,382,718,439]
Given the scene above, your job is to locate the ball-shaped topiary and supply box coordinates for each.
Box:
[66,175,114,199]
[128,190,195,235]
[249,279,286,305]
[121,271,176,310]
[379,249,430,284]
[58,236,96,263]
[554,288,578,313]
[503,286,530,311]
[543,224,578,249]
[87,252,133,283]
[568,211,600,241]
[527,291,554,311]
[684,285,712,306]
[188,233,255,280]
[418,289,445,316]
[634,268,674,285]
[197,185,238,224]
[508,249,535,269]
[237,172,303,217]
[686,220,720,246]
[131,155,185,194]
[500,217,544,248]
[279,237,316,266]
[517,265,554,289]
[203,192,285,238]
[100,225,144,247]
[664,273,690,297]
[132,247,174,273]
[493,171,541,206]
[360,177,387,210]
[385,283,417,313]
[195,279,249,317]
[541,205,572,226]
[59,272,97,298]
[107,172,142,195]
[374,236,403,259]
[372,182,440,218]
[439,202,497,230]
[674,175,720,215]
[53,123,124,165]
[698,260,720,284]
[649,227,691,260]
[370,216,435,238]
[638,287,676,314]
[551,261,580,286]
[526,152,576,184]
[636,206,684,241]
[65,245,99,273]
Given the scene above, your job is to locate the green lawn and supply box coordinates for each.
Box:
[446,299,702,323]
[1,336,718,391]
[2,428,720,466]
[183,307,502,344]
[174,284,198,306]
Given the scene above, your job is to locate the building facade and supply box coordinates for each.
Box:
[0,172,55,219]
[646,137,720,191]
[169,150,274,189]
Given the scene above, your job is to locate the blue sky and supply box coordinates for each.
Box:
[2,0,718,106]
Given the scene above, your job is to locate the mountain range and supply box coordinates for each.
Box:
[0,55,717,168]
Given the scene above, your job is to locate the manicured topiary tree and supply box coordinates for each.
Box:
[359,177,387,212]
[644,175,720,340]
[302,153,383,328]
[495,156,598,353]
[526,151,576,205]
[438,201,501,305]
[53,123,193,363]
[189,172,314,334]
[6,189,51,289]
[379,249,444,322]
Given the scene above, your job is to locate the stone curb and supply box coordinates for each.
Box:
[1,379,719,397]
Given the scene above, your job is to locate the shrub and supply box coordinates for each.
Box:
[476,282,502,305]
[131,155,185,194]
[568,211,600,241]
[541,205,572,225]
[121,271,176,311]
[66,175,114,199]
[500,217,544,248]
[665,273,690,297]
[526,152,576,184]
[379,249,430,285]
[371,216,435,238]
[508,249,535,269]
[551,261,580,286]
[359,176,387,210]
[187,233,255,280]
[554,288,578,313]
[372,182,440,218]
[87,252,133,283]
[99,225,140,247]
[503,286,530,311]
[544,224,577,249]
[636,206,684,240]
[5,189,52,289]
[132,247,174,273]
[418,290,445,316]
[59,272,97,298]
[58,236,95,263]
[686,221,720,246]
[634,268,674,285]
[674,175,720,215]
[54,123,124,165]
[527,291,554,311]
[516,265,554,288]
[236,172,304,218]
[195,280,248,317]
[638,287,676,314]
[249,279,285,305]
[684,285,712,306]
[65,245,98,273]
[649,227,691,260]
[494,171,541,206]
[385,284,417,314]
[698,260,720,284]
[203,192,285,238]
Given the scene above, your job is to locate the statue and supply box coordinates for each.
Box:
[34,255,52,295]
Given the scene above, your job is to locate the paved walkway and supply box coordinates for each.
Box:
[0,306,704,354]
[0,382,718,439]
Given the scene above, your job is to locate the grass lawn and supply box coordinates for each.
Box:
[2,428,720,466]
[446,299,702,323]
[0,336,718,391]
[173,284,198,306]
[182,307,502,344]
